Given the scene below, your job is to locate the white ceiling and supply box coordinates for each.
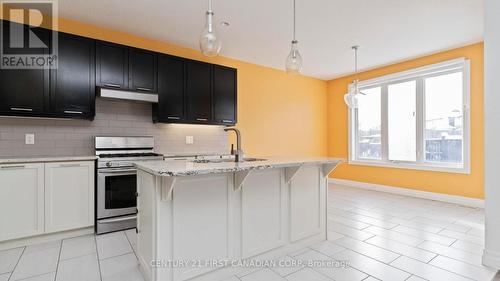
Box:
[58,0,484,80]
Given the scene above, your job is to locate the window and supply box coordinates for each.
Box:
[356,87,381,160]
[388,80,417,162]
[349,58,470,173]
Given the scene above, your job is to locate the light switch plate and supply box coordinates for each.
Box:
[185,136,194,144]
[25,133,35,145]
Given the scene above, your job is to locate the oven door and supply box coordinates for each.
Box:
[97,168,138,219]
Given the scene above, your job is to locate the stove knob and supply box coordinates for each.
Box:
[106,162,112,167]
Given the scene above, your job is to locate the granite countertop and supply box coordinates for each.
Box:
[0,156,97,164]
[134,156,344,177]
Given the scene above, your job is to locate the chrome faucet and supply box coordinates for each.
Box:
[224,127,244,162]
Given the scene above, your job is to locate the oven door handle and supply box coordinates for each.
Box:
[97,215,137,224]
[98,169,137,174]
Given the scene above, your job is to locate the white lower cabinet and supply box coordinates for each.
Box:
[241,169,286,258]
[44,161,95,233]
[0,163,45,241]
[290,165,323,241]
[0,160,95,242]
[173,174,231,281]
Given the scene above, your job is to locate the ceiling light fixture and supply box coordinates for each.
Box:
[344,46,366,109]
[285,0,302,74]
[199,0,221,57]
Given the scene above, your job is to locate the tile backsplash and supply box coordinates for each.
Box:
[0,98,229,157]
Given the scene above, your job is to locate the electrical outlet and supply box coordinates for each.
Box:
[25,133,35,145]
[185,136,194,144]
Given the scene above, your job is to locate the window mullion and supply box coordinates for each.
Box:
[416,78,424,163]
[381,84,389,162]
[352,107,358,161]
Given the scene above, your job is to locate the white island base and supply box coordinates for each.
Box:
[135,158,342,281]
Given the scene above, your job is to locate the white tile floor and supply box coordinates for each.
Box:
[0,184,497,281]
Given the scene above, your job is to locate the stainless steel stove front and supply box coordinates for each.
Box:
[94,136,162,234]
[96,167,138,234]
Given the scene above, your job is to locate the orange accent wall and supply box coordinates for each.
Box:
[327,43,484,199]
[2,16,328,157]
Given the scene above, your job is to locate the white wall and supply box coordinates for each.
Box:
[483,0,500,269]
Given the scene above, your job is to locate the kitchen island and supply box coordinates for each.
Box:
[134,157,343,281]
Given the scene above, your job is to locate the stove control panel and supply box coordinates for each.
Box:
[97,161,132,169]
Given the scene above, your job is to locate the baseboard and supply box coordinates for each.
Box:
[483,249,500,270]
[0,227,94,251]
[329,178,484,208]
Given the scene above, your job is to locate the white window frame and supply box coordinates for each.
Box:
[348,58,471,174]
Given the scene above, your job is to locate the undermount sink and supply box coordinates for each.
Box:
[191,157,267,164]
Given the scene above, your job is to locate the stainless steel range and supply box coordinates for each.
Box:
[95,136,163,234]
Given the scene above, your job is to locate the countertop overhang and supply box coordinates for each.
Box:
[134,157,344,177]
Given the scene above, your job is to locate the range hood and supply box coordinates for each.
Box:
[98,88,158,103]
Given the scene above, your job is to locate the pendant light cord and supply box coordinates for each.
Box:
[352,46,359,82]
[207,0,214,32]
[293,0,296,41]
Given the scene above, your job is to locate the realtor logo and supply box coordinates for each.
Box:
[0,0,58,69]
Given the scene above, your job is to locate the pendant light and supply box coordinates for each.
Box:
[199,0,221,57]
[344,46,366,109]
[285,0,302,74]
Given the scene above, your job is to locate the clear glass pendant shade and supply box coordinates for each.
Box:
[286,40,303,74]
[344,93,359,109]
[344,81,360,109]
[344,94,358,109]
[199,10,221,57]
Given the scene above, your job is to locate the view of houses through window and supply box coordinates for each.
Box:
[424,72,463,163]
[352,59,468,172]
[356,87,382,160]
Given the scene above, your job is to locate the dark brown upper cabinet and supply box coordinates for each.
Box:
[153,58,238,126]
[95,41,129,89]
[129,48,157,93]
[0,22,50,117]
[154,54,186,123]
[0,24,95,120]
[213,65,237,125]
[186,60,212,124]
[50,32,95,120]
[0,66,49,116]
[96,42,157,95]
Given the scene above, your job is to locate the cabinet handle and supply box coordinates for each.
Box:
[136,87,152,92]
[59,163,81,168]
[98,169,137,174]
[104,83,121,88]
[64,110,84,114]
[222,120,233,123]
[97,215,136,224]
[167,116,180,120]
[10,107,33,112]
[1,165,25,169]
[196,118,208,121]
